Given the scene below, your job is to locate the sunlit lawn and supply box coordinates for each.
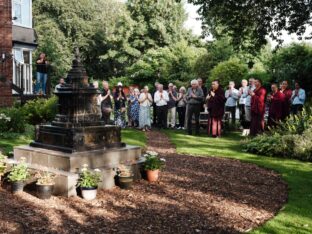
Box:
[165,130,312,234]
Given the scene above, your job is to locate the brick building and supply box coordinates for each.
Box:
[0,0,37,107]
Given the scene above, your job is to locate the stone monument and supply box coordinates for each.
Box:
[14,49,142,196]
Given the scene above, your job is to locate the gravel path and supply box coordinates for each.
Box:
[0,130,288,234]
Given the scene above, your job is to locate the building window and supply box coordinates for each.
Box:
[12,0,32,28]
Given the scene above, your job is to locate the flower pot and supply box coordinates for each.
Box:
[118,175,133,189]
[37,184,54,199]
[81,187,97,200]
[146,169,160,182]
[11,181,24,193]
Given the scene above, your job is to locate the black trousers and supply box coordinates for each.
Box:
[225,106,236,125]
[291,104,303,115]
[239,104,247,128]
[177,106,186,128]
[153,104,157,126]
[157,105,168,129]
[187,104,201,135]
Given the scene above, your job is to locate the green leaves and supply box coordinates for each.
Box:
[8,158,30,182]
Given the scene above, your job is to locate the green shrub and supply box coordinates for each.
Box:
[209,58,248,88]
[294,127,312,161]
[22,96,58,125]
[0,108,25,133]
[7,157,30,182]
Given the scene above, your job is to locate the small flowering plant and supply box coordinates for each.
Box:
[7,157,30,182]
[143,151,166,171]
[77,164,101,189]
[35,170,55,186]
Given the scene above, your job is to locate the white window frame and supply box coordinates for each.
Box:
[12,0,33,28]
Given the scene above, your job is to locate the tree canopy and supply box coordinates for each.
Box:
[189,0,312,52]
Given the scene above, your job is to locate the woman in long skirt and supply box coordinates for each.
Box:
[114,83,126,128]
[206,80,226,137]
[130,88,140,127]
[139,86,153,131]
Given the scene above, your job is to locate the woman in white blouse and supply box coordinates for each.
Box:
[139,86,153,131]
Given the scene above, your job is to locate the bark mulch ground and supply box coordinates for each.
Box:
[0,131,287,234]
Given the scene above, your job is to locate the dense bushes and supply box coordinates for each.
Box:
[209,58,248,88]
[243,109,312,161]
[22,96,58,125]
[0,108,26,133]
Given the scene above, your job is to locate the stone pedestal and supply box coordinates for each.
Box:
[14,145,143,197]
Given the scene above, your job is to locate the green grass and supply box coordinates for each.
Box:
[121,129,147,148]
[165,130,312,234]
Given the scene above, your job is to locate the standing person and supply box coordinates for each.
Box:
[167,83,177,128]
[243,78,255,134]
[268,83,285,127]
[152,82,160,127]
[127,87,134,127]
[114,82,127,128]
[129,88,140,127]
[198,78,208,112]
[176,86,187,129]
[280,80,292,120]
[186,80,204,135]
[101,81,113,124]
[291,82,306,115]
[54,78,65,92]
[238,79,248,128]
[225,81,239,126]
[250,79,267,136]
[36,52,49,95]
[139,86,153,131]
[206,80,226,137]
[92,81,102,116]
[154,84,169,129]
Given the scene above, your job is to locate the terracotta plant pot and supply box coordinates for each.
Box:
[37,184,54,199]
[81,187,97,200]
[11,181,25,193]
[118,175,133,189]
[146,169,160,182]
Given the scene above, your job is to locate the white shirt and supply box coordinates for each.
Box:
[292,88,306,105]
[225,88,239,107]
[154,90,169,106]
[244,85,255,107]
[139,93,153,107]
[239,86,248,105]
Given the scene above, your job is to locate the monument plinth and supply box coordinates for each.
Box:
[14,50,142,196]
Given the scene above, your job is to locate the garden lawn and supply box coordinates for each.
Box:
[0,128,146,156]
[165,130,312,234]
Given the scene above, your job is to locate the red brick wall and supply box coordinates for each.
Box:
[0,0,13,107]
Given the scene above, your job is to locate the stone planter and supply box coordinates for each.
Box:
[146,169,160,182]
[37,184,54,199]
[81,187,98,200]
[118,175,133,189]
[11,181,25,193]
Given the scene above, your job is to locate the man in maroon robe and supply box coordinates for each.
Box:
[250,79,266,136]
[268,83,285,127]
[206,80,226,137]
[280,80,292,120]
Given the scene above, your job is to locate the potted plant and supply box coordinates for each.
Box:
[77,164,101,200]
[116,163,134,189]
[0,154,7,182]
[35,171,55,199]
[143,151,165,182]
[7,157,30,193]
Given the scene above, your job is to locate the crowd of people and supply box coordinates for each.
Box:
[55,77,306,137]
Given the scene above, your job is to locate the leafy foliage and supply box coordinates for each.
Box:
[77,165,101,188]
[8,158,30,182]
[144,151,165,171]
[209,58,248,88]
[0,108,26,133]
[190,0,312,51]
[35,171,55,186]
[269,43,312,94]
[22,96,58,125]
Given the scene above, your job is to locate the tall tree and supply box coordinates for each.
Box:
[189,0,312,51]
[127,0,187,54]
